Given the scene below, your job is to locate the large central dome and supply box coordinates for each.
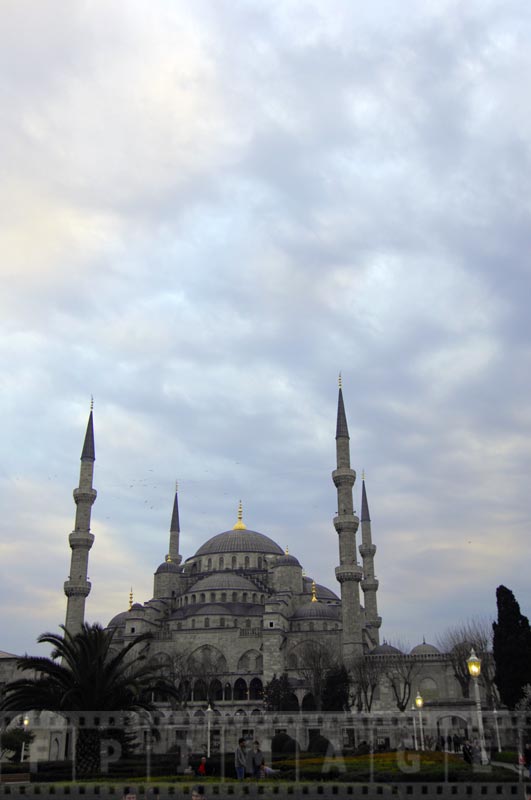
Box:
[194,529,285,556]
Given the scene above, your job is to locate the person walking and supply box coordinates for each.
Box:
[235,738,246,780]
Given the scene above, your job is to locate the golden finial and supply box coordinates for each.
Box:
[302,569,306,577]
[129,587,133,610]
[232,500,247,530]
[285,545,289,555]
[90,395,94,412]
[362,469,365,481]
[175,480,179,493]
[166,553,172,563]
[311,580,318,602]
[338,372,342,389]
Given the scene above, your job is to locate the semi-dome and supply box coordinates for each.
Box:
[292,603,340,621]
[410,642,440,655]
[273,554,301,567]
[188,573,259,592]
[194,529,284,556]
[155,560,182,574]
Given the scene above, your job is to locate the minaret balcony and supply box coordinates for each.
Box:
[361,578,379,592]
[68,531,95,549]
[335,565,363,583]
[73,488,97,505]
[332,468,355,488]
[64,579,91,597]
[359,543,376,558]
[333,515,359,534]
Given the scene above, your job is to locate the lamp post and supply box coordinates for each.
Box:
[20,715,29,763]
[412,709,418,750]
[467,648,489,765]
[206,704,213,758]
[492,707,502,754]
[415,693,425,751]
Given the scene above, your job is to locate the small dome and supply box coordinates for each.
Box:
[303,577,340,601]
[273,554,301,568]
[188,573,259,592]
[108,610,129,628]
[194,529,284,556]
[155,561,182,574]
[411,642,440,656]
[371,643,403,655]
[292,603,340,621]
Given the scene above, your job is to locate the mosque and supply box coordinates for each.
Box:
[63,383,465,716]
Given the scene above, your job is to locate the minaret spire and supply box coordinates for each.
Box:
[64,403,97,634]
[333,380,364,663]
[359,475,381,645]
[168,482,183,565]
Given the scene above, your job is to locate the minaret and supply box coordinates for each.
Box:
[359,476,382,645]
[64,402,97,634]
[333,377,364,663]
[168,482,182,565]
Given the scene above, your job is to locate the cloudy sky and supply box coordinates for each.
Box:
[1,0,531,656]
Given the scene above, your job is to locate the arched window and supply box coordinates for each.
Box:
[210,679,223,702]
[185,596,188,605]
[419,677,439,701]
[260,595,265,604]
[224,682,232,701]
[197,560,202,572]
[234,678,247,701]
[191,619,195,629]
[219,556,224,570]
[249,678,263,700]
[194,680,208,701]
[220,618,225,627]
[231,556,237,569]
[244,556,250,568]
[210,592,216,602]
[232,592,238,602]
[243,593,247,603]
[191,594,196,604]
[252,593,257,603]
[207,558,212,570]
[257,557,262,569]
[205,618,210,628]
[221,592,227,602]
[200,593,206,603]
[234,619,238,627]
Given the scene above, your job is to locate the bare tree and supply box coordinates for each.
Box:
[350,656,385,712]
[298,641,338,711]
[437,617,497,704]
[382,643,420,713]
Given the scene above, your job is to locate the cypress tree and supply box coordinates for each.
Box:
[493,585,531,708]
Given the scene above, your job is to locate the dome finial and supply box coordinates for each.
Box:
[233,500,247,530]
[166,553,172,563]
[90,395,94,412]
[311,580,318,602]
[129,587,133,610]
[285,545,289,555]
[338,371,342,389]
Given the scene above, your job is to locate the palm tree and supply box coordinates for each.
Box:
[0,623,176,776]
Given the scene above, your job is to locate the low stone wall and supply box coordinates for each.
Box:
[0,784,528,798]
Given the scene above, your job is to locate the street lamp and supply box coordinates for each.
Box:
[206,704,213,758]
[411,708,418,750]
[20,715,30,763]
[415,693,425,751]
[467,648,489,765]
